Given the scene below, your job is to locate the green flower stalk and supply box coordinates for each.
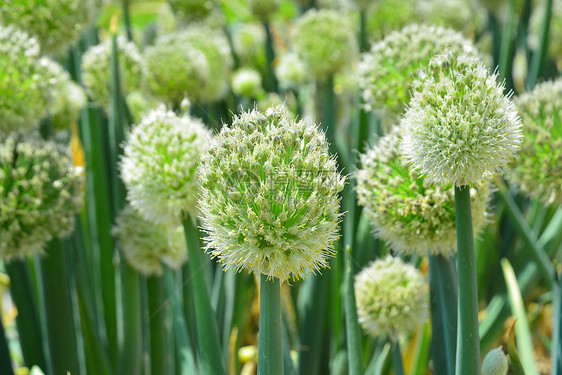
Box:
[0,0,94,54]
[508,78,562,206]
[358,24,479,124]
[355,126,490,257]
[82,36,144,108]
[291,9,356,77]
[198,105,345,282]
[481,346,509,375]
[231,68,264,98]
[400,53,522,375]
[529,0,562,67]
[401,53,522,187]
[112,205,188,275]
[354,256,428,338]
[40,59,86,130]
[0,136,84,261]
[120,106,211,226]
[0,25,49,135]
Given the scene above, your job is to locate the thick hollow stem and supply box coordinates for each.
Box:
[182,217,226,375]
[454,185,481,375]
[429,255,458,375]
[257,274,283,375]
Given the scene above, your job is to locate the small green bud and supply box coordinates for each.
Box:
[481,346,508,375]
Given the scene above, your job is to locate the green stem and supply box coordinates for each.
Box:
[527,0,553,89]
[39,237,80,375]
[117,263,142,375]
[321,75,336,155]
[257,275,283,375]
[298,274,328,375]
[0,314,14,375]
[454,185,480,375]
[344,246,365,375]
[5,261,47,370]
[122,0,133,42]
[499,0,517,83]
[359,10,368,53]
[497,185,557,288]
[501,259,539,375]
[429,255,458,375]
[182,217,226,375]
[162,268,197,375]
[147,276,171,375]
[263,20,279,92]
[391,339,405,375]
[552,276,562,375]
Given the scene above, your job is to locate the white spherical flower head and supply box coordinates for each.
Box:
[231,68,263,98]
[0,0,95,53]
[198,106,345,281]
[358,24,479,123]
[0,25,49,135]
[0,136,84,261]
[354,256,428,338]
[508,79,562,206]
[401,53,522,187]
[356,126,490,257]
[112,206,188,276]
[481,346,508,375]
[291,9,356,77]
[82,36,144,109]
[121,107,211,226]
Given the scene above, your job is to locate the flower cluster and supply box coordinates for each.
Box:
[276,53,309,90]
[356,127,490,257]
[231,68,263,98]
[41,59,86,130]
[198,106,345,281]
[354,256,428,337]
[358,24,478,122]
[82,36,144,108]
[291,9,356,77]
[113,205,188,276]
[145,26,231,104]
[508,78,562,205]
[121,107,211,226]
[232,23,266,64]
[0,0,94,54]
[0,25,49,135]
[178,26,232,102]
[144,31,209,105]
[0,136,84,261]
[401,53,522,187]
